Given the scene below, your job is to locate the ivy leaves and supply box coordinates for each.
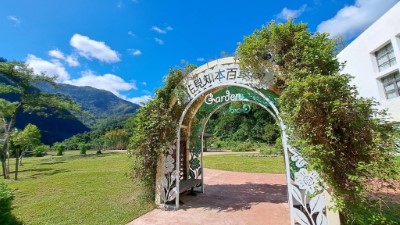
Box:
[128,65,196,196]
[237,20,400,224]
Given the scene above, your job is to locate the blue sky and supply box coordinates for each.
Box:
[1,0,398,105]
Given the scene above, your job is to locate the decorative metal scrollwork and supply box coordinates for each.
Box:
[287,142,327,225]
[189,147,201,179]
[161,143,178,204]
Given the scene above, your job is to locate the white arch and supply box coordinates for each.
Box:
[175,84,295,225]
[199,99,281,193]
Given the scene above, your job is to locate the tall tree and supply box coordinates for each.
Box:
[10,123,41,180]
[0,61,79,179]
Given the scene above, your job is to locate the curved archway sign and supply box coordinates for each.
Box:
[158,57,335,225]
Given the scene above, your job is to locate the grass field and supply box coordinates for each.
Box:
[203,154,285,173]
[4,151,154,225]
[2,152,398,224]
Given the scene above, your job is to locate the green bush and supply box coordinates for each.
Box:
[259,145,282,155]
[209,138,223,150]
[210,139,283,153]
[79,144,89,155]
[53,143,65,156]
[273,136,282,152]
[231,142,256,152]
[0,181,20,224]
[33,145,49,157]
[0,182,12,207]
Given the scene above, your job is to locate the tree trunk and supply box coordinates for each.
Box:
[1,118,7,178]
[7,151,10,179]
[2,106,20,179]
[1,143,10,179]
[15,148,19,180]
[1,150,6,178]
[1,126,9,178]
[19,150,24,166]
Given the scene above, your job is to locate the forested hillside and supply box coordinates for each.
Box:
[38,82,140,128]
[0,73,140,144]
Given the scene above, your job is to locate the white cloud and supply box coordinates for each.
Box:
[26,54,70,82]
[151,25,173,34]
[65,55,80,67]
[127,95,152,106]
[197,57,205,62]
[317,0,398,38]
[48,49,80,67]
[129,49,142,56]
[70,34,120,63]
[151,26,167,34]
[128,31,136,37]
[277,5,307,20]
[154,38,164,45]
[64,70,136,96]
[7,15,21,24]
[141,81,147,86]
[49,49,64,59]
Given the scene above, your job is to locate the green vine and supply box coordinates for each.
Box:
[237,20,399,224]
[128,65,196,197]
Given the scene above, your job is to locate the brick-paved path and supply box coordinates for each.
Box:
[128,168,290,225]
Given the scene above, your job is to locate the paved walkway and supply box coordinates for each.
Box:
[128,169,290,225]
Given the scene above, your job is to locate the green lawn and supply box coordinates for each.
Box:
[203,154,285,173]
[4,151,154,225]
[3,152,397,224]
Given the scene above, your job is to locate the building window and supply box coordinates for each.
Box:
[376,43,396,72]
[382,71,400,99]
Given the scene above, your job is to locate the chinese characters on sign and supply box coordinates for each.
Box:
[184,63,269,100]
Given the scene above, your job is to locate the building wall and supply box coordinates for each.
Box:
[337,2,400,122]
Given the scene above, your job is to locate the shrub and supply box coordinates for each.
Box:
[33,145,49,157]
[79,144,89,155]
[0,181,19,224]
[259,145,282,155]
[273,136,282,152]
[231,142,256,152]
[53,143,65,156]
[0,181,12,207]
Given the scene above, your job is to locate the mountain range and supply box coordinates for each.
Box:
[1,80,140,145]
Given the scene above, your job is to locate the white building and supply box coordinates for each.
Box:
[337,2,400,123]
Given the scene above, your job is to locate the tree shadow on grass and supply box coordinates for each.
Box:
[62,152,116,160]
[14,168,70,179]
[0,206,23,225]
[178,182,288,212]
[39,161,66,165]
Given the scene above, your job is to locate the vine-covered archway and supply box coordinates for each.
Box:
[130,21,399,225]
[156,57,335,225]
